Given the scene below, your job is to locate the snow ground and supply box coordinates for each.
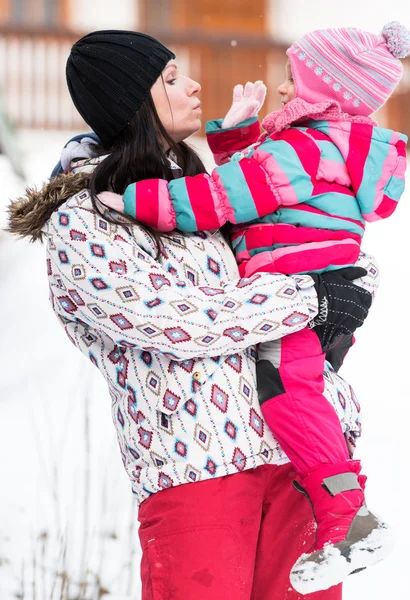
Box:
[0,129,409,599]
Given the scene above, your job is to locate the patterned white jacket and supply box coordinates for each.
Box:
[43,161,377,506]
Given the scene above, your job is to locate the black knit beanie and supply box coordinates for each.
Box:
[66,30,175,145]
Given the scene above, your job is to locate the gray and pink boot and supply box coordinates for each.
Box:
[290,460,395,594]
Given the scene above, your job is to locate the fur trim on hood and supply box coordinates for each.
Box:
[6,171,90,243]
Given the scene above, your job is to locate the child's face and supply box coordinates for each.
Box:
[277,60,295,105]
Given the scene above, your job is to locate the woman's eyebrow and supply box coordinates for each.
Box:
[165,62,178,72]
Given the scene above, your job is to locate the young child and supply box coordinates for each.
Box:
[99,22,409,593]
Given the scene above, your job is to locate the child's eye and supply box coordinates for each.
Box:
[167,78,177,85]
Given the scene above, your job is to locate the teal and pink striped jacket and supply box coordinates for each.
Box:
[118,116,407,276]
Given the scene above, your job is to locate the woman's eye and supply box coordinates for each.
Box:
[167,78,177,85]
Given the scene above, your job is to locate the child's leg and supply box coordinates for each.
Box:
[251,462,342,600]
[257,329,394,594]
[257,327,349,476]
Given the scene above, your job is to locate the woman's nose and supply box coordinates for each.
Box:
[188,78,201,95]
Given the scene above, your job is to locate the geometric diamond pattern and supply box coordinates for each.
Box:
[162,389,181,412]
[115,286,140,303]
[239,377,253,405]
[282,312,309,327]
[194,423,212,451]
[232,447,247,471]
[210,384,229,413]
[276,285,297,300]
[146,371,161,396]
[249,408,264,437]
[184,464,201,483]
[163,327,192,344]
[224,420,237,440]
[253,320,279,335]
[47,184,368,506]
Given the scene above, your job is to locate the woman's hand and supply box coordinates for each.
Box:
[307,267,373,352]
[222,81,267,129]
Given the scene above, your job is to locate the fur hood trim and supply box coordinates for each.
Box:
[6,171,90,243]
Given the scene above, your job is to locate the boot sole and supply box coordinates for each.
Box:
[290,522,396,594]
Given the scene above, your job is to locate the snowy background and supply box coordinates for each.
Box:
[1,0,410,598]
[1,128,409,599]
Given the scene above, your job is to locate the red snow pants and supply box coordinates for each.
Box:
[138,463,342,599]
[257,328,350,477]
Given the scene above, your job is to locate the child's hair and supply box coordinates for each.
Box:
[285,21,410,117]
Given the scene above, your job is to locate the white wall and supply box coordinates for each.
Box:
[270,0,410,43]
[68,0,139,32]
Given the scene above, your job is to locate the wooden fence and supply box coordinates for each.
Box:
[0,27,287,131]
[1,27,409,137]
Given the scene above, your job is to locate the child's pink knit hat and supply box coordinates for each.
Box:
[287,21,410,116]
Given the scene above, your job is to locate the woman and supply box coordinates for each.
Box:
[8,30,374,599]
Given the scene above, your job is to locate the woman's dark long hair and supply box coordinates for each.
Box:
[89,85,208,257]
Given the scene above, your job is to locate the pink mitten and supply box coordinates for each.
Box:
[222,81,267,129]
[98,191,124,212]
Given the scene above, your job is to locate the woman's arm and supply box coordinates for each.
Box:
[48,204,319,361]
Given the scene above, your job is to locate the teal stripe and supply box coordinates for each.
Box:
[317,140,344,163]
[298,262,356,275]
[262,139,313,202]
[169,179,198,232]
[310,120,329,135]
[357,138,391,214]
[253,208,364,236]
[247,243,300,257]
[123,184,137,220]
[232,235,247,252]
[206,116,258,135]
[308,193,364,222]
[385,175,405,201]
[217,161,259,223]
[247,244,276,257]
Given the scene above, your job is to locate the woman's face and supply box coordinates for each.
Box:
[151,60,202,143]
[277,60,295,105]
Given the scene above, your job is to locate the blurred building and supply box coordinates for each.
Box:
[0,0,409,137]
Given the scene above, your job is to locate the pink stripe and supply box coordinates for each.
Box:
[317,159,350,186]
[243,239,361,276]
[242,223,362,249]
[236,249,251,263]
[280,128,321,179]
[157,180,177,231]
[252,148,299,206]
[346,123,372,194]
[268,239,358,261]
[290,203,365,230]
[365,195,398,221]
[134,180,159,228]
[239,157,280,216]
[211,169,236,224]
[310,32,387,101]
[327,122,351,160]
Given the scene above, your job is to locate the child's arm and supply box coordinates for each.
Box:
[356,132,407,221]
[99,128,321,233]
[206,117,261,166]
[207,81,266,165]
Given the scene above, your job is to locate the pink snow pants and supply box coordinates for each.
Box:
[257,327,350,477]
